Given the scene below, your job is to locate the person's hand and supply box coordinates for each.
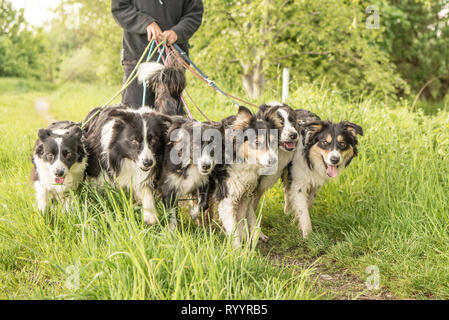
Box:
[147,22,162,42]
[161,30,178,44]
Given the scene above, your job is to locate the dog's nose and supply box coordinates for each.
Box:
[330,155,340,164]
[143,159,154,168]
[201,163,211,170]
[289,132,298,140]
[55,170,65,177]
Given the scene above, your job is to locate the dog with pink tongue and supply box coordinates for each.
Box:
[283,110,363,238]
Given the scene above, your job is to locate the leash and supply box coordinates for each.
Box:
[81,38,165,129]
[170,43,258,109]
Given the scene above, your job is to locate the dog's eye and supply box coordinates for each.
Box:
[151,138,157,144]
[339,142,347,149]
[131,139,140,145]
[321,141,329,147]
[64,151,73,159]
[47,153,55,161]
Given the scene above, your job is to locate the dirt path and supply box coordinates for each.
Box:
[260,244,396,300]
[35,97,57,124]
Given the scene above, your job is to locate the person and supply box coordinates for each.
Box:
[111,0,204,107]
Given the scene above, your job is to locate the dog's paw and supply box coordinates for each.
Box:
[258,232,269,243]
[143,210,158,225]
[301,225,312,239]
[189,205,200,220]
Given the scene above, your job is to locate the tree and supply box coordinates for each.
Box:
[0,0,50,79]
[191,0,408,100]
[380,0,449,101]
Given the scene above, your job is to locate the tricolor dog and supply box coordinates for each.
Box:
[83,105,171,225]
[251,102,300,241]
[158,117,222,228]
[283,110,363,238]
[31,121,87,212]
[208,106,278,247]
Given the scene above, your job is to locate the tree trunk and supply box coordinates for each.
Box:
[241,58,265,99]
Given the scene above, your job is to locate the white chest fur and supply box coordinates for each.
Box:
[226,163,260,201]
[257,148,294,193]
[114,158,154,191]
[166,165,208,196]
[290,148,328,191]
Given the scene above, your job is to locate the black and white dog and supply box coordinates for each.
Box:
[83,105,171,225]
[283,109,363,238]
[158,117,221,228]
[137,54,186,115]
[208,106,278,247]
[31,121,87,212]
[251,102,300,241]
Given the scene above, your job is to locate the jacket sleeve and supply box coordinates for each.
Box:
[111,0,155,34]
[171,0,204,43]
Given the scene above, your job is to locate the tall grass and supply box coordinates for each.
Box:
[0,79,317,299]
[1,78,449,299]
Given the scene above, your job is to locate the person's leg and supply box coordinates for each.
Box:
[122,63,155,108]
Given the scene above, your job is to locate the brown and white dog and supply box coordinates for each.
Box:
[283,109,363,238]
[208,106,278,247]
[251,102,300,241]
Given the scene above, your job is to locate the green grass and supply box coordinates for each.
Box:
[1,77,449,299]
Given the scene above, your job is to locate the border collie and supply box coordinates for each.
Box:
[83,104,171,225]
[31,121,87,212]
[251,102,300,241]
[283,110,363,238]
[208,106,278,247]
[158,117,222,228]
[137,54,186,115]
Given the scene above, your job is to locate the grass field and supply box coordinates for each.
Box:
[1,77,448,299]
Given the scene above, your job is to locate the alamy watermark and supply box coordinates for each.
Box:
[366,5,380,29]
[365,265,380,290]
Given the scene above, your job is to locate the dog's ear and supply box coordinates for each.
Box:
[108,108,134,123]
[157,114,173,131]
[38,128,51,141]
[341,121,363,137]
[257,104,270,116]
[234,106,253,129]
[67,126,83,140]
[304,121,325,134]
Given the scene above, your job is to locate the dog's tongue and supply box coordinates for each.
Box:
[55,177,65,184]
[283,142,296,150]
[326,165,338,178]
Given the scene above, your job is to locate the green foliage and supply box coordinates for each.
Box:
[58,47,100,83]
[0,0,50,79]
[380,0,449,101]
[191,0,408,100]
[1,78,449,298]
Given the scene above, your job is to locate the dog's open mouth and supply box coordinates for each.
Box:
[281,141,296,151]
[322,156,338,178]
[54,177,65,184]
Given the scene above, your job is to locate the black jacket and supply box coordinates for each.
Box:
[111,0,203,64]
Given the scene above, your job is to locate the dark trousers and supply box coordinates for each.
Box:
[121,63,155,108]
